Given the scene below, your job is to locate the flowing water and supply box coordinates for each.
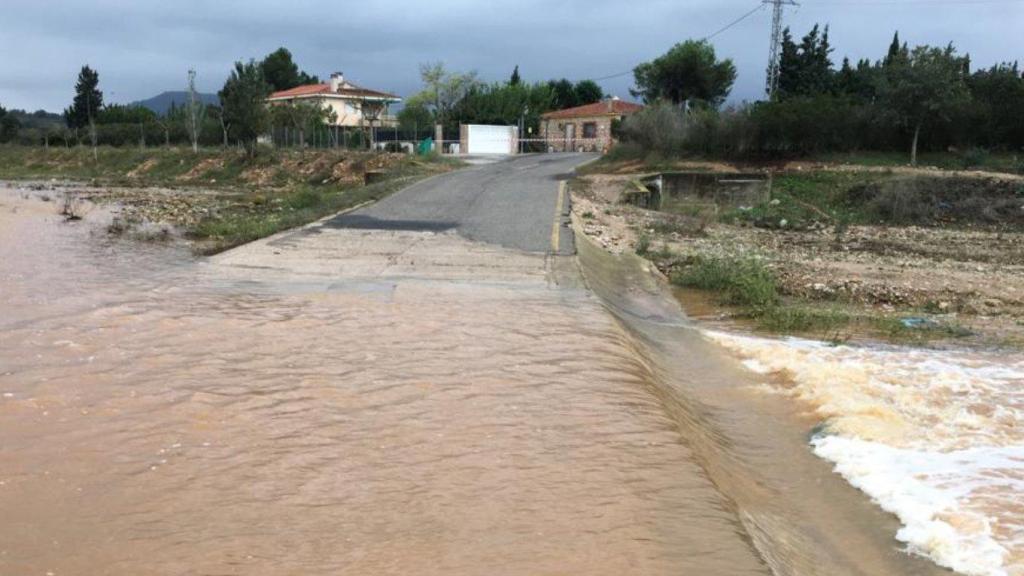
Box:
[0,189,769,575]
[707,331,1024,576]
[3,185,1018,576]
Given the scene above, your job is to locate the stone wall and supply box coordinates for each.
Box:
[539,116,614,152]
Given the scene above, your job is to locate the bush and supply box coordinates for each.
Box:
[673,255,780,309]
[960,147,989,169]
[617,96,904,160]
[845,176,1024,226]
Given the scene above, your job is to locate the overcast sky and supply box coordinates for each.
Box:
[2,0,1022,112]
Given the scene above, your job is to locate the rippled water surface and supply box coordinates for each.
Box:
[0,190,769,575]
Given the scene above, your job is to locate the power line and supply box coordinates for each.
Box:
[706,3,767,40]
[586,2,768,83]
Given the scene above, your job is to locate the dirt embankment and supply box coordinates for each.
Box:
[571,170,1024,348]
[3,148,459,252]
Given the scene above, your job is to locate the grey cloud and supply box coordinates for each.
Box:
[1,0,1021,112]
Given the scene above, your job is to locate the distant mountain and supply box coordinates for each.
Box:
[133,91,219,115]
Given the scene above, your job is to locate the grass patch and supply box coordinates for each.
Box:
[872,316,973,344]
[668,254,969,343]
[758,306,851,333]
[673,255,780,310]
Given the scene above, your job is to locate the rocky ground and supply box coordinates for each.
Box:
[571,172,1024,348]
[1,151,455,251]
[9,179,230,233]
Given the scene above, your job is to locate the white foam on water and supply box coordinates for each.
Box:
[705,330,1024,576]
[813,435,1024,576]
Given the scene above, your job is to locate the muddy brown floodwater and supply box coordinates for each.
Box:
[0,189,771,575]
[7,184,1008,576]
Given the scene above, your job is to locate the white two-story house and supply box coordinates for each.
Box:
[267,72,401,128]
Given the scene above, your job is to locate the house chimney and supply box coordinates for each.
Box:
[330,72,344,92]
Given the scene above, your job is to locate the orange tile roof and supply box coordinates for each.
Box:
[542,99,643,120]
[268,83,400,101]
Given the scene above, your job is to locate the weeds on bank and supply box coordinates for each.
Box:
[668,254,969,342]
[673,256,779,310]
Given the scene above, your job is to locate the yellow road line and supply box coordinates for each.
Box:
[551,181,565,253]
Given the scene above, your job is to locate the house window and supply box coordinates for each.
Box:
[582,122,598,139]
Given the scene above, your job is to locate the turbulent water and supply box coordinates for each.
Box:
[0,189,770,575]
[3,186,1016,576]
[707,331,1024,576]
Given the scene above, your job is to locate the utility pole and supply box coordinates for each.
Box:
[764,0,798,99]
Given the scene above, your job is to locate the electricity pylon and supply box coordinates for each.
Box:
[765,0,798,98]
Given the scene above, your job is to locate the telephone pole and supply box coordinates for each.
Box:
[764,0,798,99]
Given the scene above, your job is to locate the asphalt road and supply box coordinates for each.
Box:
[326,153,596,254]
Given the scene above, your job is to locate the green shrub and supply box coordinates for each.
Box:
[673,256,779,309]
[960,147,989,169]
[635,234,651,256]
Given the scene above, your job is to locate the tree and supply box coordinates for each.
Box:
[271,99,328,147]
[409,62,480,127]
[881,44,971,165]
[207,105,231,148]
[260,48,319,92]
[967,62,1024,148]
[510,65,521,86]
[96,104,155,124]
[574,80,604,105]
[449,82,554,133]
[63,65,102,157]
[0,105,20,143]
[884,32,909,67]
[547,79,578,109]
[631,40,736,107]
[777,24,835,99]
[64,65,103,130]
[397,102,433,132]
[219,60,271,156]
[186,69,207,153]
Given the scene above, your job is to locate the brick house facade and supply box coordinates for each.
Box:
[539,98,643,152]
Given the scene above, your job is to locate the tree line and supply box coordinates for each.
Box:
[0,48,348,154]
[620,28,1024,164]
[397,64,605,137]
[1,52,609,155]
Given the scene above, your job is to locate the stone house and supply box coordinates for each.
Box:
[539,98,643,152]
[267,72,401,128]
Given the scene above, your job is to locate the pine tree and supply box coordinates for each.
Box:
[885,32,902,66]
[64,66,102,130]
[219,60,272,157]
[776,24,834,99]
[510,65,521,86]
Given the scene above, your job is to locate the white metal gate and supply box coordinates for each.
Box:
[464,124,516,154]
